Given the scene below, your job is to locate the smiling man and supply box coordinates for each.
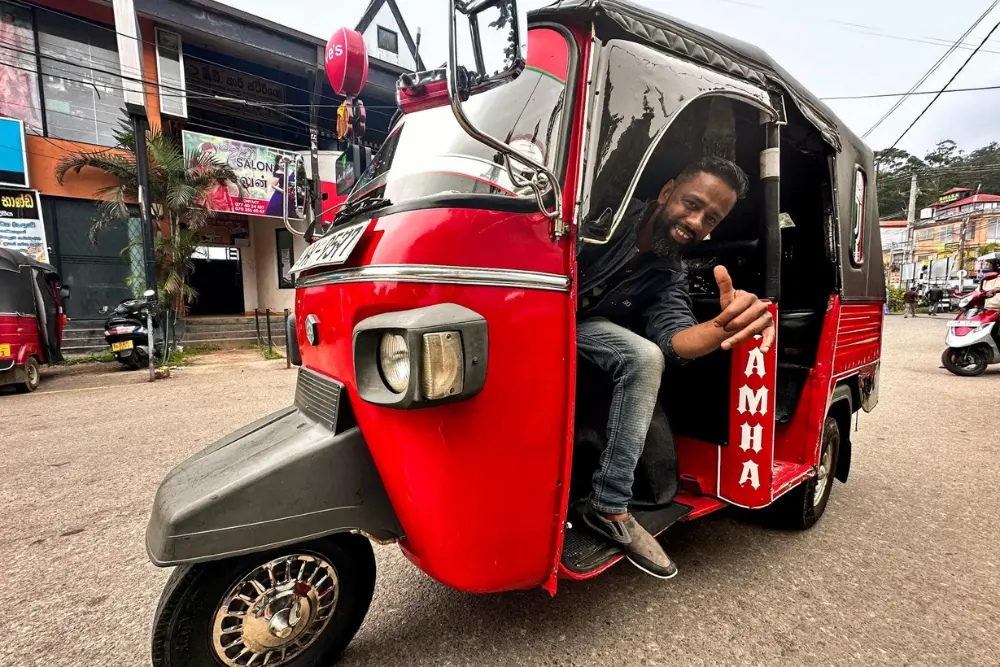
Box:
[576,156,775,579]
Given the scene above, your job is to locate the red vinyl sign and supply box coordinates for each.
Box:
[325,27,369,96]
[717,302,778,508]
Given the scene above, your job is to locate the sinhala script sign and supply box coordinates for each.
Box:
[0,188,47,263]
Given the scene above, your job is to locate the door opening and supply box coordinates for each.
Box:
[187,246,245,316]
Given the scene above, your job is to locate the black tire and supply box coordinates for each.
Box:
[941,346,989,377]
[770,417,841,530]
[14,357,40,393]
[151,534,376,667]
[125,347,147,371]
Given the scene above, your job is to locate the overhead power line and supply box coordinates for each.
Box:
[862,0,1000,139]
[822,84,1000,100]
[883,19,1000,154]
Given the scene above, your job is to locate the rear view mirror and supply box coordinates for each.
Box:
[99,305,109,314]
[454,0,527,86]
[59,285,71,300]
[143,289,155,299]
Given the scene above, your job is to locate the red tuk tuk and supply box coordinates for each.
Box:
[0,248,69,393]
[147,2,884,665]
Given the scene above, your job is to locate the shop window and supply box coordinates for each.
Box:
[966,224,975,240]
[377,26,399,54]
[0,2,43,134]
[938,226,952,243]
[156,28,186,118]
[37,12,124,146]
[918,228,933,241]
[850,168,866,266]
[989,221,1000,243]
[276,228,295,289]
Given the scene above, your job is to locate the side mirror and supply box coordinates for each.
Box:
[99,305,109,314]
[454,0,527,85]
[59,285,71,300]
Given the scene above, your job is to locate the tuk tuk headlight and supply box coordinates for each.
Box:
[354,304,487,409]
[422,331,464,400]
[378,333,410,393]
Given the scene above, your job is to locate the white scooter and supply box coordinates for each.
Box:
[942,289,1000,377]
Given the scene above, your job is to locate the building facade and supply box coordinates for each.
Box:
[894,186,1000,286]
[0,0,417,320]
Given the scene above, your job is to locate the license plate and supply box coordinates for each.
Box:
[949,321,979,328]
[0,344,9,358]
[290,221,368,277]
[111,340,134,351]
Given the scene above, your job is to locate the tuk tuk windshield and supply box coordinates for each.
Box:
[346,67,568,206]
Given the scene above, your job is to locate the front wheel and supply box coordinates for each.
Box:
[14,357,40,393]
[941,346,989,377]
[151,534,376,667]
[770,416,841,530]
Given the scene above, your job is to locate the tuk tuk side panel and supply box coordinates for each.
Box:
[773,296,841,468]
[834,147,885,303]
[295,210,574,594]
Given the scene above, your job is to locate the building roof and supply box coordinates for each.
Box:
[940,187,972,196]
[937,193,1000,212]
[880,220,908,228]
[355,0,426,71]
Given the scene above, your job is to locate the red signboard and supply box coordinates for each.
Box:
[325,27,369,96]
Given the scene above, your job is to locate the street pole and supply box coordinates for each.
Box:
[132,113,158,295]
[905,173,919,276]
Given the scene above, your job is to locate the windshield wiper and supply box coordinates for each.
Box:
[334,197,393,226]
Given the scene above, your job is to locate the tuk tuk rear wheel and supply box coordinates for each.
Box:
[14,357,40,393]
[151,534,376,667]
[771,417,840,530]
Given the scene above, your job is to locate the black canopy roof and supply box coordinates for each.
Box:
[0,247,59,277]
[531,0,871,155]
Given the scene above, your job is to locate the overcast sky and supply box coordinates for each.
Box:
[219,0,1000,157]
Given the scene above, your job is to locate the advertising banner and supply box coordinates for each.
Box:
[182,130,300,219]
[0,188,47,262]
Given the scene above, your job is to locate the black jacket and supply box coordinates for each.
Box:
[577,199,697,364]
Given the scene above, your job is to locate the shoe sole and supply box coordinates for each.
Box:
[626,554,678,580]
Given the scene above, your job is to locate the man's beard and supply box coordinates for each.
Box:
[650,209,695,260]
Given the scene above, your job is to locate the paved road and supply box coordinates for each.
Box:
[1,319,998,667]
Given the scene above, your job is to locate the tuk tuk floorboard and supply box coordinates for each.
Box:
[0,319,998,667]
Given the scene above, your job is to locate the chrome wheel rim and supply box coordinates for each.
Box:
[211,553,340,667]
[27,362,38,387]
[813,441,833,507]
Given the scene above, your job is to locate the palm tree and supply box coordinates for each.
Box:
[56,119,239,309]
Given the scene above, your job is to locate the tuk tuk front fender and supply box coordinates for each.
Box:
[146,406,403,567]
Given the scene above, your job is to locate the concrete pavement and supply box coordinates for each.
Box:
[0,319,997,667]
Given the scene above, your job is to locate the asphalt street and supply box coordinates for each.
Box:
[1,317,997,667]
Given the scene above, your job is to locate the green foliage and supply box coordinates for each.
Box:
[59,351,115,365]
[56,117,241,311]
[875,140,1000,218]
[887,286,906,313]
[254,344,284,361]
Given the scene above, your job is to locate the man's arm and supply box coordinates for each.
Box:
[649,266,775,362]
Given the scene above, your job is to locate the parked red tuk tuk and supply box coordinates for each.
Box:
[0,248,69,393]
[147,2,884,665]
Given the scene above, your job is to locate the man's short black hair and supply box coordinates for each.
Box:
[676,156,750,199]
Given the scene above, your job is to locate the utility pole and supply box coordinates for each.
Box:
[905,173,919,283]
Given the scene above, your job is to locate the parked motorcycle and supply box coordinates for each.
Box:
[102,289,162,370]
[941,289,1000,376]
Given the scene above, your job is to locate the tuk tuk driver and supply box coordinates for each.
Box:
[576,156,775,579]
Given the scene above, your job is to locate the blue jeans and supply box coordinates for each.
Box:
[576,318,665,515]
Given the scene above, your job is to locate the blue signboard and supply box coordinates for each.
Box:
[0,118,28,188]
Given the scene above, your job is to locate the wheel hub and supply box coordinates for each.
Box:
[212,553,339,667]
[813,440,833,507]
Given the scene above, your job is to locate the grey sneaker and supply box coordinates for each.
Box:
[581,504,677,579]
